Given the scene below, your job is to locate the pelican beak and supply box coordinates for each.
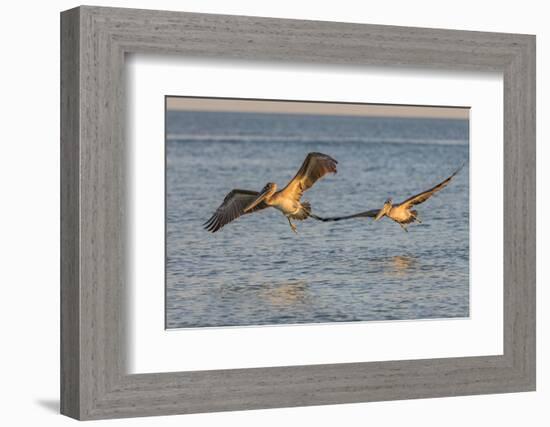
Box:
[375,208,386,221]
[244,190,270,213]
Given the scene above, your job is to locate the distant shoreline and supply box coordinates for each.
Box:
[166,96,470,120]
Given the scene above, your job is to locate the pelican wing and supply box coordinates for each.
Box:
[399,165,464,208]
[316,209,380,222]
[204,189,268,233]
[279,152,338,201]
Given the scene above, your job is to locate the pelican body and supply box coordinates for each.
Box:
[246,182,313,223]
[320,165,464,232]
[373,198,421,232]
[204,152,337,233]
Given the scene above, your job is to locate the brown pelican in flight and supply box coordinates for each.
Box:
[204,152,337,233]
[320,165,464,232]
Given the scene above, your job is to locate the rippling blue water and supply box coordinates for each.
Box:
[166,110,469,328]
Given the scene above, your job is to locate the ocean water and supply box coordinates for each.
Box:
[166,110,469,328]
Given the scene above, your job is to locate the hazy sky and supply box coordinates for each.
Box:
[166,96,469,120]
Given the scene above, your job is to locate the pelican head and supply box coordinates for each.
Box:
[244,182,278,212]
[375,198,393,221]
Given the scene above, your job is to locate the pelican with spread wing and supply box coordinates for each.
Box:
[204,152,337,233]
[320,165,464,232]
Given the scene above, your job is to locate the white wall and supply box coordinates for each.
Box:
[0,0,546,425]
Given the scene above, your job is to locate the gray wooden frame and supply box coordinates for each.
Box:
[60,5,536,420]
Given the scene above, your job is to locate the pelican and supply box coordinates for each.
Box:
[204,152,337,233]
[320,165,464,232]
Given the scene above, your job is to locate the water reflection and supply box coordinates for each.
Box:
[387,255,419,278]
[260,281,309,307]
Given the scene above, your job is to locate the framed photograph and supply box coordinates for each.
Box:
[61,6,536,420]
[164,96,470,330]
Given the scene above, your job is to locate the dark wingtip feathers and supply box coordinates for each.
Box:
[203,213,223,233]
[316,152,338,175]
